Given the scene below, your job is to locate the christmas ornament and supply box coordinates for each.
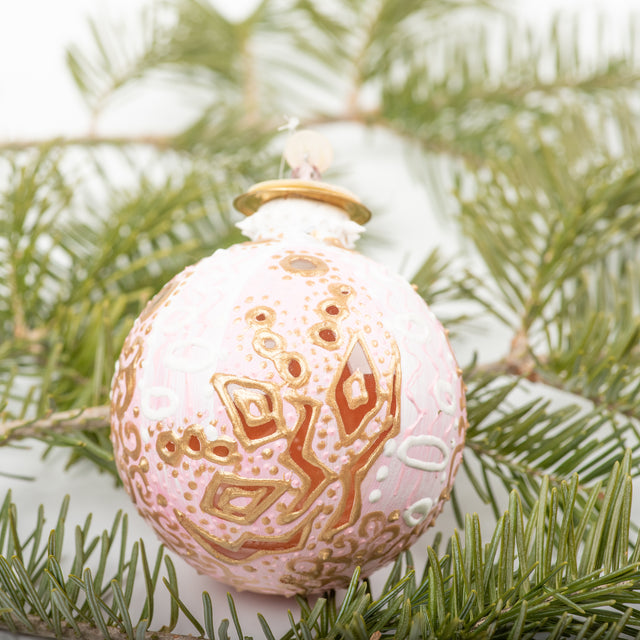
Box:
[110,131,467,596]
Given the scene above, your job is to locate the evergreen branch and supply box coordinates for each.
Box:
[3,1,640,633]
[474,358,640,425]
[2,454,640,639]
[0,147,267,424]
[462,377,640,518]
[456,150,640,324]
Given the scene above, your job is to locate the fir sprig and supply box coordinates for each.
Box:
[1,455,639,639]
[2,0,640,636]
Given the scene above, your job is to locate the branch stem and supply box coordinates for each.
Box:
[0,134,173,152]
[0,406,110,443]
[1,614,199,640]
[0,110,480,166]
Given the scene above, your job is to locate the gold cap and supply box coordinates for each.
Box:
[233,179,372,225]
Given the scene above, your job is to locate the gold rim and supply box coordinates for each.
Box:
[233,180,372,225]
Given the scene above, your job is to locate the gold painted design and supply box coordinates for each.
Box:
[175,506,319,564]
[110,268,418,591]
[280,254,328,277]
[327,335,382,446]
[156,430,182,466]
[200,473,289,525]
[111,335,144,425]
[128,460,154,509]
[444,440,465,495]
[308,282,354,352]
[282,543,356,591]
[233,179,371,224]
[357,512,401,557]
[156,426,241,468]
[321,338,402,541]
[247,307,310,388]
[213,374,288,451]
[342,369,369,410]
[308,322,342,351]
[137,275,185,324]
[253,330,285,356]
[118,421,142,463]
[110,275,196,508]
[328,282,354,298]
[246,306,276,328]
[281,510,418,593]
[277,397,337,525]
[147,508,191,552]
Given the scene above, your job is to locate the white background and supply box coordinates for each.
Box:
[0,0,636,637]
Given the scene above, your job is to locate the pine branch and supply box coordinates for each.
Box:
[3,1,640,634]
[1,454,640,639]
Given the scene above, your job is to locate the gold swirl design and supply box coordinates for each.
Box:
[247,306,310,388]
[175,506,320,564]
[128,457,154,508]
[308,282,354,351]
[156,425,241,468]
[111,335,144,425]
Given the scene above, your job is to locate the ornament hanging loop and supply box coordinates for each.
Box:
[284,130,333,180]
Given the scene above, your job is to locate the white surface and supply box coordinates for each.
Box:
[0,0,635,637]
[236,196,365,247]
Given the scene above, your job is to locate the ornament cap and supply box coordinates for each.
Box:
[233,179,372,224]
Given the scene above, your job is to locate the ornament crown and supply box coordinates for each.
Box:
[233,130,372,224]
[233,179,371,224]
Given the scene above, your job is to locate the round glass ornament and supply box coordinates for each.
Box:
[110,173,467,596]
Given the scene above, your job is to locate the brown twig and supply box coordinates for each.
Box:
[1,614,198,640]
[0,134,173,152]
[0,405,110,443]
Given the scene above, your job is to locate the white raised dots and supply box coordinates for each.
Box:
[397,435,450,472]
[369,489,382,503]
[376,466,389,482]
[403,497,433,527]
[141,386,179,420]
[383,439,397,457]
[203,423,218,442]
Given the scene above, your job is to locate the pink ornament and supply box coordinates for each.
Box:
[110,173,466,596]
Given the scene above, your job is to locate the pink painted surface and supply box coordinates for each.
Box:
[110,234,466,595]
